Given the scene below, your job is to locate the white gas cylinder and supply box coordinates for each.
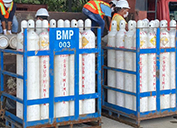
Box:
[50,19,56,28]
[55,19,69,118]
[39,20,49,119]
[147,21,156,111]
[36,20,42,35]
[82,19,95,114]
[78,19,84,33]
[132,20,137,111]
[169,20,176,108]
[27,19,40,121]
[160,20,170,109]
[0,34,9,49]
[154,19,160,33]
[107,20,117,105]
[69,19,82,116]
[137,20,148,112]
[116,20,126,107]
[16,20,27,119]
[6,35,17,49]
[143,19,149,34]
[124,20,135,110]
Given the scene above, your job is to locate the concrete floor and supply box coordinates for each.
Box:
[102,116,177,128]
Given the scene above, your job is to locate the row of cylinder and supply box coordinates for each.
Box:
[107,19,176,112]
[0,34,17,49]
[16,19,96,121]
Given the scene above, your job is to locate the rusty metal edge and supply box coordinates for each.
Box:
[5,116,101,128]
[102,106,138,120]
[26,117,101,128]
[139,111,177,121]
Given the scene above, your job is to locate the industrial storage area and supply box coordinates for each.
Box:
[1,0,177,128]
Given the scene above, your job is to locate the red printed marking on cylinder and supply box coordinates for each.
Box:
[62,57,67,104]
[82,57,85,97]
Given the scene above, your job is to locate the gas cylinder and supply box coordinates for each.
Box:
[39,20,49,119]
[116,20,126,107]
[55,19,69,117]
[16,20,27,119]
[82,19,95,114]
[143,19,149,34]
[36,20,42,35]
[50,19,56,28]
[78,19,84,34]
[154,19,160,34]
[169,20,176,108]
[160,20,170,109]
[124,20,135,110]
[137,20,148,112]
[132,20,136,111]
[69,19,82,116]
[147,21,156,111]
[6,35,17,49]
[0,34,9,49]
[27,19,40,121]
[107,20,117,105]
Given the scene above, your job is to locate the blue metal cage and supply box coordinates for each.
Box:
[0,27,102,128]
[102,28,177,127]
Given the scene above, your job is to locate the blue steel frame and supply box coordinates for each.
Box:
[0,27,102,128]
[102,28,177,125]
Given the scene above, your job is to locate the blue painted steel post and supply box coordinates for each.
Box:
[74,28,79,120]
[136,28,140,119]
[49,28,55,124]
[156,28,160,112]
[97,27,102,117]
[175,30,177,110]
[0,50,4,104]
[23,28,28,128]
[101,48,105,106]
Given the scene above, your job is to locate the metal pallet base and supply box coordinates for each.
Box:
[102,105,177,128]
[5,116,101,128]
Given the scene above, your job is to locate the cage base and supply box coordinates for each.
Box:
[5,116,101,128]
[102,105,177,128]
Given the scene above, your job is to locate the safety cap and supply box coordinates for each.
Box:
[35,8,49,17]
[78,19,84,28]
[160,20,167,28]
[116,0,130,9]
[28,19,35,28]
[137,20,144,28]
[78,19,84,33]
[170,20,176,27]
[85,19,91,28]
[50,19,56,28]
[111,20,117,30]
[21,20,27,29]
[71,19,78,28]
[36,20,42,28]
[155,19,160,27]
[57,19,64,28]
[119,20,125,29]
[149,21,155,28]
[128,20,134,30]
[64,20,70,28]
[42,20,48,28]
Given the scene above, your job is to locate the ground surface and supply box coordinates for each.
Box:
[102,116,177,128]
